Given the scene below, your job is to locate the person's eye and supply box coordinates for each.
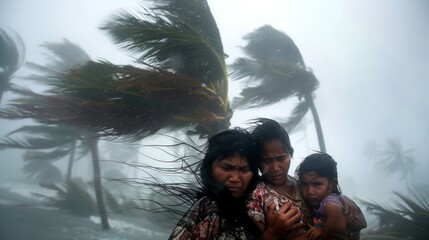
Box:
[240,167,250,173]
[221,165,233,170]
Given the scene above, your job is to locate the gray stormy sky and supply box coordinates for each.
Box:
[1,0,428,204]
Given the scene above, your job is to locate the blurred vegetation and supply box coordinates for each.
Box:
[361,188,429,240]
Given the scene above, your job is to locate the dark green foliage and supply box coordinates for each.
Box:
[230,25,326,151]
[365,139,415,187]
[0,124,91,181]
[101,0,225,85]
[230,25,318,109]
[361,190,429,240]
[38,180,96,217]
[0,29,25,101]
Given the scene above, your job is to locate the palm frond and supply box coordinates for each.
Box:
[230,25,319,109]
[22,39,91,90]
[232,67,316,109]
[23,149,70,162]
[6,125,86,139]
[38,180,96,217]
[277,100,310,133]
[360,189,429,240]
[1,61,227,140]
[369,139,416,181]
[0,29,25,101]
[0,134,72,150]
[241,25,304,66]
[101,0,225,85]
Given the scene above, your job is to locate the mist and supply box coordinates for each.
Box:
[1,0,428,239]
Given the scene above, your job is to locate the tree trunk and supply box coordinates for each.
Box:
[306,94,326,153]
[66,141,77,182]
[89,137,110,230]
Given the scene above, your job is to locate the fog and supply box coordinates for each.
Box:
[1,0,428,239]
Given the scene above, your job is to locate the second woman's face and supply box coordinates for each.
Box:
[260,139,291,187]
[212,153,254,198]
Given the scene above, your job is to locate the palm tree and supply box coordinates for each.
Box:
[0,124,91,182]
[2,1,230,139]
[0,29,25,102]
[0,0,231,229]
[230,25,326,152]
[365,139,415,189]
[99,0,231,137]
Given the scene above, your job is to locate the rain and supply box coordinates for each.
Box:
[1,0,428,239]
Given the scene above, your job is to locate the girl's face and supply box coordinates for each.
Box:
[259,139,291,187]
[212,153,254,198]
[299,171,334,208]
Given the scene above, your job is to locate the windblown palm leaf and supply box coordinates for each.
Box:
[361,190,429,240]
[230,25,317,108]
[1,61,226,140]
[0,29,25,101]
[276,100,310,133]
[0,124,91,180]
[37,181,97,217]
[101,0,225,85]
[379,139,415,181]
[25,38,90,88]
[365,139,415,188]
[100,0,230,136]
[230,25,325,151]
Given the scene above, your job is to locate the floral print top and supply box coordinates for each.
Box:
[169,196,258,240]
[246,175,311,226]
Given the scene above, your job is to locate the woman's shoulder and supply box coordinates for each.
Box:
[169,196,221,239]
[191,196,220,217]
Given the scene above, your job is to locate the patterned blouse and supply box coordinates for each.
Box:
[169,196,259,240]
[246,175,311,227]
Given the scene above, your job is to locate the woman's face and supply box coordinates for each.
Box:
[259,139,291,187]
[212,153,254,198]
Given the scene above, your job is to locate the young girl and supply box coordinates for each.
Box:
[296,152,365,240]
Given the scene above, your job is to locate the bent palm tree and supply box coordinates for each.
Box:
[365,139,415,189]
[0,29,25,102]
[0,0,230,229]
[2,0,230,139]
[230,25,326,152]
[100,0,230,137]
[0,39,116,229]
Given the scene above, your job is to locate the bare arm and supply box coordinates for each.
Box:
[322,202,347,240]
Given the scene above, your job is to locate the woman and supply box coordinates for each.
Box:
[247,118,366,239]
[169,128,297,239]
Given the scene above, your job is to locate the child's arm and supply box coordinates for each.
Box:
[306,225,323,240]
[322,202,348,239]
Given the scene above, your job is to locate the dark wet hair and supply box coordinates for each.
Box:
[200,128,259,197]
[251,118,294,158]
[296,152,341,194]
